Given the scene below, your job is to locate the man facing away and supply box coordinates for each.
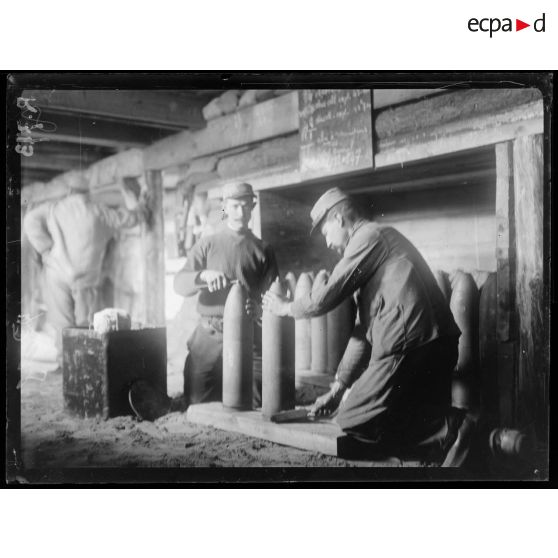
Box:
[263,187,476,466]
[174,182,278,407]
[23,177,150,364]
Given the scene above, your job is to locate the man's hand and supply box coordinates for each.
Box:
[245,298,262,321]
[308,381,346,418]
[262,290,291,317]
[200,270,230,292]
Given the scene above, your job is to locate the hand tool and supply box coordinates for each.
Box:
[269,408,313,423]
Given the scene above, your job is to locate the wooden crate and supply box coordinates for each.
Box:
[62,327,167,419]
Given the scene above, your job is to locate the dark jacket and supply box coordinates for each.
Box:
[291,220,460,387]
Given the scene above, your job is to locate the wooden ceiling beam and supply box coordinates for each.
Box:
[21,151,105,171]
[22,168,62,183]
[22,89,210,130]
[24,111,176,149]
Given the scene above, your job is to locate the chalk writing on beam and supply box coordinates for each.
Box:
[299,89,373,178]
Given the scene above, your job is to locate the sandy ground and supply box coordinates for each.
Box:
[19,311,366,470]
[19,324,377,470]
[17,320,546,478]
[20,370,365,469]
[17,324,426,474]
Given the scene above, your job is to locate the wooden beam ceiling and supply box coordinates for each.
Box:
[18,89,221,186]
[26,111,179,149]
[22,89,214,130]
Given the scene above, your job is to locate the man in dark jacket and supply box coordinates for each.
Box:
[174,182,278,406]
[263,187,475,466]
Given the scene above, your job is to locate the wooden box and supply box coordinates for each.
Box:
[62,327,167,419]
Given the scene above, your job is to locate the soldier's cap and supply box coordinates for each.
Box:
[310,187,350,235]
[222,182,256,201]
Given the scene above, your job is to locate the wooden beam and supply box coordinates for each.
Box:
[375,99,543,168]
[143,92,299,169]
[373,88,442,109]
[375,89,541,140]
[216,134,300,180]
[87,149,145,189]
[495,143,514,343]
[22,168,61,184]
[21,150,107,171]
[142,170,166,326]
[186,402,344,456]
[186,402,424,464]
[27,111,175,149]
[22,89,208,129]
[494,142,516,425]
[512,134,547,436]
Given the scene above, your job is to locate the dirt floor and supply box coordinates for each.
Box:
[22,354,413,470]
[18,325,420,471]
[16,331,546,479]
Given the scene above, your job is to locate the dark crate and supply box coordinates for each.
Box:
[62,327,167,419]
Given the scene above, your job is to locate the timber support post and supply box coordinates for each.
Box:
[143,169,166,326]
[512,134,548,442]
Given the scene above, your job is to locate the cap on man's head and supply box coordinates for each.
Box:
[310,187,350,234]
[222,182,256,201]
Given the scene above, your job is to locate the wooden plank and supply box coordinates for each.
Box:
[186,402,343,456]
[22,89,208,129]
[375,100,543,168]
[88,149,145,189]
[495,142,514,343]
[22,168,61,184]
[186,402,426,464]
[143,170,166,326]
[27,111,172,149]
[216,134,299,180]
[143,92,299,170]
[373,89,442,109]
[21,150,106,172]
[375,89,541,140]
[497,342,516,426]
[494,141,517,425]
[512,134,546,435]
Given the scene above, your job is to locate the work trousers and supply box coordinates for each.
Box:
[338,336,459,455]
[42,266,104,358]
[183,321,263,407]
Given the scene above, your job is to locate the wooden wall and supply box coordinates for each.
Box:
[375,183,496,274]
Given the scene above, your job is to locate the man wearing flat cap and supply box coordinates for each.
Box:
[263,187,475,466]
[174,182,278,406]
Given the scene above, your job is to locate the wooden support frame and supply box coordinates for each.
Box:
[512,134,547,438]
[494,134,548,439]
[143,170,166,326]
[495,142,516,425]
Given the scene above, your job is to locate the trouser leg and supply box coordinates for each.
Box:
[73,286,104,327]
[339,337,459,457]
[183,324,223,404]
[184,322,263,407]
[41,267,74,361]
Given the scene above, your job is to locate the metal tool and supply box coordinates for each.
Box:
[269,408,312,423]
